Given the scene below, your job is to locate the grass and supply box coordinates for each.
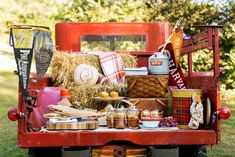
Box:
[0,52,234,157]
[0,71,28,157]
[207,100,235,157]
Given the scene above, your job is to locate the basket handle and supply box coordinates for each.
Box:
[157,77,168,88]
[127,78,137,92]
[156,99,169,108]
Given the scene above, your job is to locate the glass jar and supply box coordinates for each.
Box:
[141,109,150,119]
[127,106,139,128]
[151,110,163,119]
[107,109,115,128]
[114,107,126,129]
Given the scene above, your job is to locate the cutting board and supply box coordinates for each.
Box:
[46,121,99,130]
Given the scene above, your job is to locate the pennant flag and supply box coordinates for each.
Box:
[33,28,54,80]
[9,25,53,104]
[159,42,188,89]
[10,28,34,102]
[171,27,183,68]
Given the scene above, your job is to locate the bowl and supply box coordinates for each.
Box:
[142,119,160,128]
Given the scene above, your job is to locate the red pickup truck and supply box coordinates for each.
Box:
[8,22,230,157]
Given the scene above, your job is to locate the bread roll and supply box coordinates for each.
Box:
[99,91,109,98]
[110,91,119,98]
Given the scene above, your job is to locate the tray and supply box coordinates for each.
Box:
[93,96,125,101]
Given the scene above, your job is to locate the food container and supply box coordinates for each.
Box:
[151,110,164,119]
[124,67,148,76]
[107,109,115,128]
[141,109,151,119]
[142,119,160,128]
[127,106,139,128]
[148,51,169,75]
[127,98,168,113]
[171,88,202,126]
[126,75,169,98]
[114,107,126,129]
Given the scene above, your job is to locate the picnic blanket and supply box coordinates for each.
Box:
[97,52,125,84]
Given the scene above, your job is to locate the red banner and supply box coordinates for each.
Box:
[160,43,188,89]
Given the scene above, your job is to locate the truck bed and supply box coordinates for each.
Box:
[18,128,216,147]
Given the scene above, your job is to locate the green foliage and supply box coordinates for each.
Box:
[1,0,234,88]
[0,0,58,34]
[54,0,155,22]
[53,0,235,89]
[150,0,235,89]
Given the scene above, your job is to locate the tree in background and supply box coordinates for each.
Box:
[0,0,234,88]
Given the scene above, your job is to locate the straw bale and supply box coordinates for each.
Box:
[68,83,127,109]
[50,51,102,87]
[50,51,137,108]
[50,51,137,87]
[119,53,137,68]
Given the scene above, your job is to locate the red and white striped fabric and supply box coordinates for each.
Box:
[97,52,125,84]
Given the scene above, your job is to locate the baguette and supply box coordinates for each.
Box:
[48,104,100,118]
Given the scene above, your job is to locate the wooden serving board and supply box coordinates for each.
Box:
[46,121,99,130]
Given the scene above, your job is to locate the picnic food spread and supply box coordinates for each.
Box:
[37,48,210,132]
[10,24,209,133]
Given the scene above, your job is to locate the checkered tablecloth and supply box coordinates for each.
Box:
[97,52,125,84]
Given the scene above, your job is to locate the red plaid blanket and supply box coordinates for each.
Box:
[97,52,125,84]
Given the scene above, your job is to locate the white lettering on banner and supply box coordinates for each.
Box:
[18,49,31,89]
[168,58,186,89]
[169,60,175,68]
[173,73,180,80]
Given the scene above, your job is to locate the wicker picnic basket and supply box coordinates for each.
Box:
[126,75,169,98]
[127,98,168,117]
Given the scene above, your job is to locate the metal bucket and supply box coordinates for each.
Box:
[62,147,91,157]
[149,146,179,157]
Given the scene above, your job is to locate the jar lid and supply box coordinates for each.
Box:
[60,88,70,97]
[129,105,137,111]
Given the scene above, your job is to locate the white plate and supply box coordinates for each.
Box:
[139,125,179,130]
[139,125,159,129]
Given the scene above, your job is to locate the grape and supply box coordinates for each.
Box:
[158,117,179,127]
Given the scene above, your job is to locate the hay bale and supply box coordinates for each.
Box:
[50,51,137,87]
[50,51,102,87]
[68,83,127,109]
[50,51,137,108]
[119,53,137,68]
